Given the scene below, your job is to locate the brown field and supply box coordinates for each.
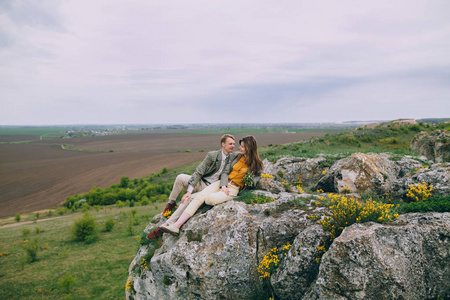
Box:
[0,131,330,218]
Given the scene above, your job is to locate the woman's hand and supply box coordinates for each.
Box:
[221,186,230,196]
[181,192,192,204]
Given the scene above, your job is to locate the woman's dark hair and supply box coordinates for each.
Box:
[239,136,263,174]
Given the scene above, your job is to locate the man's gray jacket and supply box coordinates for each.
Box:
[187,150,226,188]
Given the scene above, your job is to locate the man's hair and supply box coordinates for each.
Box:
[221,134,235,144]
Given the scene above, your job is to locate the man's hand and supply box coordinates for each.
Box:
[221,186,230,196]
[181,192,192,204]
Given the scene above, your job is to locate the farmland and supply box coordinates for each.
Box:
[0,128,340,217]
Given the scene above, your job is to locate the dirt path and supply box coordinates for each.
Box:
[0,215,71,229]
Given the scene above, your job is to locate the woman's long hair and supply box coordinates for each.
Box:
[239,136,263,174]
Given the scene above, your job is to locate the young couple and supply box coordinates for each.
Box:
[146,134,263,239]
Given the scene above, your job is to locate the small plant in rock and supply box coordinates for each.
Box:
[339,185,352,194]
[258,243,291,278]
[125,277,135,294]
[186,230,203,242]
[261,173,274,178]
[162,275,173,285]
[235,191,275,205]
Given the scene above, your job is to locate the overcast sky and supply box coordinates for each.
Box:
[1,0,449,125]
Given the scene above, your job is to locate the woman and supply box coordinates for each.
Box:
[159,135,263,235]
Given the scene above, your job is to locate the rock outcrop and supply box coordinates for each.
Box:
[314,152,400,195]
[127,151,450,300]
[410,130,450,163]
[304,213,450,300]
[127,200,449,300]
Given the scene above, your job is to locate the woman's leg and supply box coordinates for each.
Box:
[162,181,221,233]
[165,197,192,226]
[205,184,240,206]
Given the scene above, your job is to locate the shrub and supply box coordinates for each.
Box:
[34,226,41,234]
[23,239,39,262]
[104,217,116,232]
[72,213,98,243]
[15,214,21,222]
[120,176,130,188]
[140,196,150,205]
[22,228,31,240]
[337,134,360,146]
[60,273,76,293]
[317,194,397,240]
[56,207,66,215]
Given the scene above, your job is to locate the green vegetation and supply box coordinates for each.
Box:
[72,213,99,243]
[397,195,450,213]
[1,121,448,299]
[260,122,450,162]
[235,191,276,204]
[0,203,166,299]
[65,163,198,211]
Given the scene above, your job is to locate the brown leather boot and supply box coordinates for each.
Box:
[163,202,176,215]
[146,227,163,240]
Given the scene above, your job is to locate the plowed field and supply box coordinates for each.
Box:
[0,132,329,217]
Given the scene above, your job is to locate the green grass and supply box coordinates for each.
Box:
[259,123,449,162]
[0,204,165,300]
[396,195,450,213]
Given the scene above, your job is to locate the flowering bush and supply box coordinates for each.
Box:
[315,194,398,262]
[162,206,177,218]
[406,182,433,202]
[258,243,291,278]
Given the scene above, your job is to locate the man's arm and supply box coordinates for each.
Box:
[187,151,217,189]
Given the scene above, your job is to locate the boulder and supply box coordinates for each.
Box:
[127,195,320,300]
[389,163,450,199]
[303,213,450,300]
[262,157,329,190]
[271,225,329,299]
[410,130,450,163]
[314,153,400,196]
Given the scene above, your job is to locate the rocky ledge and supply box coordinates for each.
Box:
[126,148,449,300]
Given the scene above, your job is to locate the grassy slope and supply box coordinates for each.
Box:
[0,204,165,300]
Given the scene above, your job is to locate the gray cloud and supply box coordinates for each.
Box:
[0,0,449,125]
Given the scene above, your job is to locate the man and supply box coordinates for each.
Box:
[146,134,235,239]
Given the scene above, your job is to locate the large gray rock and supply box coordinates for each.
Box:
[411,130,450,163]
[262,157,329,190]
[389,162,450,198]
[127,195,319,300]
[271,225,329,299]
[303,213,450,300]
[314,153,400,195]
